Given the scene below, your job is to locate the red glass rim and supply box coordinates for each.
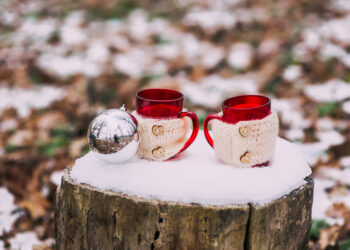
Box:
[136,88,184,103]
[222,95,271,110]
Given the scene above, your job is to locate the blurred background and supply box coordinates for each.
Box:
[1,0,350,249]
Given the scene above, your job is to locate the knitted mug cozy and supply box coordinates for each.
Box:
[211,110,279,168]
[133,112,190,161]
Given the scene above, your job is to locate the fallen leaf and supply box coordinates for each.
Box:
[69,138,87,158]
[36,112,67,130]
[19,192,50,220]
[319,225,341,249]
[326,203,350,219]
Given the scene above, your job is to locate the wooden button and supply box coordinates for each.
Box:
[239,126,251,137]
[152,147,165,159]
[240,151,251,164]
[152,125,164,136]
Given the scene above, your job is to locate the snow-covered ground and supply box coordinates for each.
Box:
[0,188,23,236]
[1,0,350,247]
[0,86,65,117]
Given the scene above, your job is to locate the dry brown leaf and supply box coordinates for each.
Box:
[13,64,32,88]
[328,186,350,199]
[257,61,279,85]
[69,138,87,158]
[118,79,138,97]
[19,192,50,219]
[170,55,186,69]
[36,112,67,130]
[339,212,350,240]
[326,203,350,219]
[190,65,206,82]
[147,77,181,90]
[319,225,341,249]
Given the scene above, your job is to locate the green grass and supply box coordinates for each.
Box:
[341,239,350,250]
[40,136,69,156]
[310,219,329,238]
[317,102,339,117]
[40,125,74,156]
[153,36,173,44]
[5,143,19,153]
[264,76,282,94]
[87,1,138,20]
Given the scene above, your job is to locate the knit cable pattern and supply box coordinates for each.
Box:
[133,112,190,161]
[211,110,279,168]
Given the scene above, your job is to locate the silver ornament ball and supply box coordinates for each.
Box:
[87,106,140,164]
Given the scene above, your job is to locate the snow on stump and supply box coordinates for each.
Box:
[55,135,313,250]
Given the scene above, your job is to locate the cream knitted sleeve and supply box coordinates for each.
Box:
[211,111,279,168]
[133,112,190,161]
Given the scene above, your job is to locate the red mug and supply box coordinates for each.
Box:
[136,88,199,157]
[204,95,271,167]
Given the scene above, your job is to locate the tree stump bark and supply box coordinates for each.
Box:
[55,171,313,250]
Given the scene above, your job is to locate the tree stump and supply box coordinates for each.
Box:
[55,170,313,250]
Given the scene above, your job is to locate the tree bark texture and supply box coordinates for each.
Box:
[55,171,313,250]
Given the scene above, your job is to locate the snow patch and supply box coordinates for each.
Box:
[0,119,17,132]
[50,170,64,186]
[70,135,311,206]
[16,18,56,42]
[127,10,150,41]
[285,129,304,141]
[181,75,258,108]
[227,43,253,70]
[60,25,87,46]
[0,86,65,117]
[317,130,345,146]
[297,130,344,166]
[235,8,268,24]
[86,41,109,63]
[304,79,350,103]
[340,156,350,168]
[312,179,339,224]
[319,15,350,46]
[302,29,321,49]
[258,39,279,57]
[321,167,350,186]
[8,232,41,250]
[200,43,224,69]
[1,11,17,26]
[38,54,101,78]
[272,98,310,131]
[155,43,179,60]
[0,188,21,236]
[342,100,350,114]
[181,34,201,65]
[331,0,350,12]
[282,65,303,82]
[184,10,237,33]
[316,118,336,131]
[320,43,346,60]
[113,48,151,78]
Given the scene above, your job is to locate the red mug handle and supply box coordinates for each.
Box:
[204,114,223,148]
[178,111,199,154]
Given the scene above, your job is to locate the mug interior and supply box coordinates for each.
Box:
[222,95,271,123]
[136,89,184,118]
[223,95,270,110]
[136,89,183,102]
